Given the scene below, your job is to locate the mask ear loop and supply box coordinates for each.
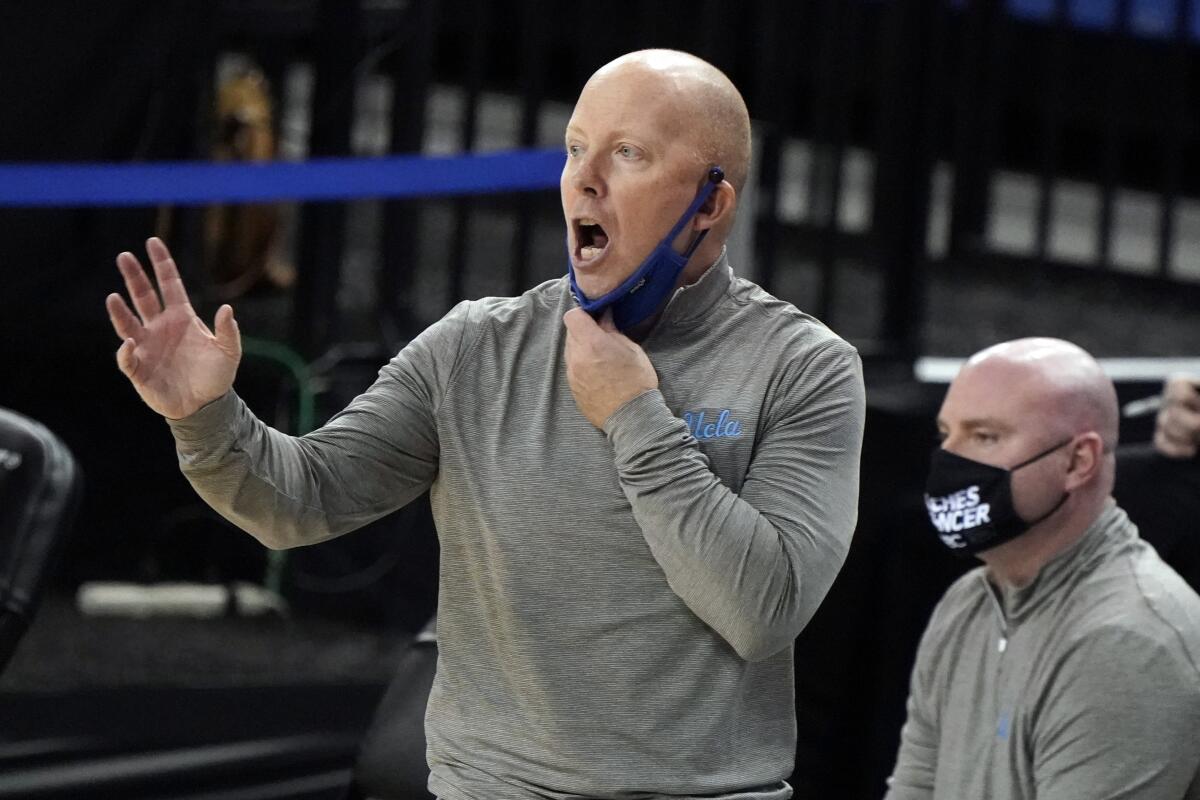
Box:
[1010,436,1075,471]
[1011,435,1075,528]
[670,167,725,260]
[1021,491,1069,528]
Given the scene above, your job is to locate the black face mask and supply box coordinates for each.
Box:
[923,438,1072,557]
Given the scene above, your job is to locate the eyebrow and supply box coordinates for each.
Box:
[936,416,1014,432]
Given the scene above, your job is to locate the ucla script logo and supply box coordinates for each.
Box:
[682,409,744,440]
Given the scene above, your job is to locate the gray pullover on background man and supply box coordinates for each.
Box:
[168,256,866,800]
[886,502,1200,800]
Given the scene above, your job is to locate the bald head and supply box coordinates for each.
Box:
[962,338,1119,454]
[585,49,752,194]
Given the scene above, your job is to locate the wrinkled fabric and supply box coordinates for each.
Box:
[169,254,865,800]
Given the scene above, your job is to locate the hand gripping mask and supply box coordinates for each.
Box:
[568,166,725,331]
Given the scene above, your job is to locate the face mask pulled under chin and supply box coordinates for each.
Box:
[923,438,1072,557]
[567,166,724,331]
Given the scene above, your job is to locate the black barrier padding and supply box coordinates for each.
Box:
[1115,442,1200,592]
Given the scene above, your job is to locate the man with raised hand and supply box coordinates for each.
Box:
[108,50,865,800]
[886,338,1200,800]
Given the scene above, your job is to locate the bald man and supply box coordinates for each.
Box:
[886,338,1200,800]
[107,50,865,799]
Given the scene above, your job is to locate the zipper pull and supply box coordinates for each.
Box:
[998,637,1008,654]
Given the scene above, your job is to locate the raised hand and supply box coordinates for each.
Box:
[106,237,241,419]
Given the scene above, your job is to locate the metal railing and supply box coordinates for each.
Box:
[186,0,1200,357]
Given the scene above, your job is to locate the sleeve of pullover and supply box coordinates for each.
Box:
[601,338,865,661]
[1032,625,1200,799]
[166,301,473,549]
[883,604,944,800]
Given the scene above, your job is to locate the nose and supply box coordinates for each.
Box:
[566,151,605,198]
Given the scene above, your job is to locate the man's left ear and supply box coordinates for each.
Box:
[694,180,737,232]
[1064,432,1104,490]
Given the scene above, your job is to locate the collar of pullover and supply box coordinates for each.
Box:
[655,247,733,328]
[990,500,1134,622]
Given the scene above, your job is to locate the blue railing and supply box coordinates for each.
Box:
[0,150,565,207]
[992,0,1198,38]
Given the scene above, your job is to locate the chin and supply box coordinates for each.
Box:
[573,274,603,296]
[574,274,621,300]
[573,258,636,300]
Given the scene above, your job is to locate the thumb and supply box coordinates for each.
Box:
[563,306,600,338]
[116,338,138,379]
[214,304,242,359]
[598,309,618,333]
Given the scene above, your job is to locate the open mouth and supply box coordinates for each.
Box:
[575,218,610,264]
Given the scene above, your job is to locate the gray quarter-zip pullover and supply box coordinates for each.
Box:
[167,255,866,800]
[886,502,1200,800]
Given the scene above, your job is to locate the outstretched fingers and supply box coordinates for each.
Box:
[146,237,191,308]
[105,292,144,341]
[116,250,162,323]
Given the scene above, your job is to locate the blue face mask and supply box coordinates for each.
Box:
[568,166,725,331]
